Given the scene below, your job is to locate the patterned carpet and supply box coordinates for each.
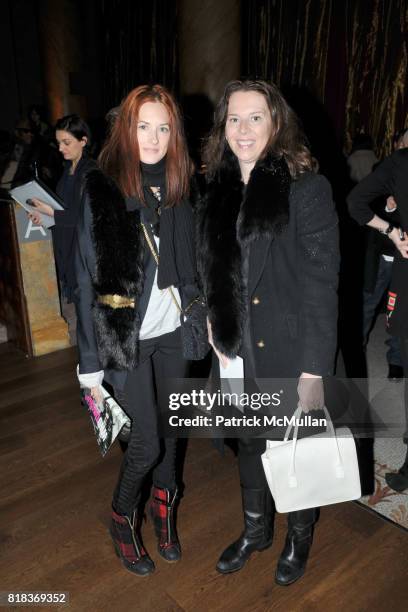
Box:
[360,438,408,528]
[359,314,408,529]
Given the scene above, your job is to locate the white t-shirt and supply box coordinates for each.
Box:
[139,234,181,340]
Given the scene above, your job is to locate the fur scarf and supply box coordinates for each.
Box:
[197,152,291,357]
[86,169,144,370]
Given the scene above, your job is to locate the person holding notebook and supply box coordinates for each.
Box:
[28,114,96,344]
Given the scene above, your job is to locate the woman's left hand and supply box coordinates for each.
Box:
[28,211,43,225]
[207,317,230,369]
[297,373,324,412]
[30,198,54,217]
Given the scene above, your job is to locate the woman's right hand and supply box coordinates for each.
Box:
[389,228,408,259]
[90,386,103,405]
[77,367,105,400]
[207,317,230,369]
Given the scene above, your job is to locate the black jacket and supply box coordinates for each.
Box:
[197,154,339,378]
[347,149,408,337]
[75,168,198,389]
[53,156,97,300]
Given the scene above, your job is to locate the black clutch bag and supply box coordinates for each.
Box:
[179,295,209,360]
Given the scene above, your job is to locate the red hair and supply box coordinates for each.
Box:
[99,85,191,207]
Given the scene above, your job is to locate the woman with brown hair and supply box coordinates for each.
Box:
[75,85,201,576]
[198,80,340,586]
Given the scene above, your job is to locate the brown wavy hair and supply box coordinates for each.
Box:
[203,80,312,179]
[99,85,191,206]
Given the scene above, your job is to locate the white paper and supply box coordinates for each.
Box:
[219,355,244,379]
[10,180,64,228]
[219,356,245,412]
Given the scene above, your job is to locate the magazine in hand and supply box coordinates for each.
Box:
[9,179,64,228]
[82,385,131,456]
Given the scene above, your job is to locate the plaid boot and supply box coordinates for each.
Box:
[110,509,155,576]
[150,486,181,562]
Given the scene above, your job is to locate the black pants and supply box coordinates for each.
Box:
[112,328,189,515]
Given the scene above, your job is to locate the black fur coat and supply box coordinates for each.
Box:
[197,153,340,377]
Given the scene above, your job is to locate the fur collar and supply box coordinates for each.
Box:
[198,152,292,357]
[207,151,291,244]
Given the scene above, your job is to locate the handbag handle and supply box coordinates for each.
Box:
[284,406,345,488]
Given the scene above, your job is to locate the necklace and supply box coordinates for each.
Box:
[150,186,162,215]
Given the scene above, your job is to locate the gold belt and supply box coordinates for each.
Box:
[97,294,135,309]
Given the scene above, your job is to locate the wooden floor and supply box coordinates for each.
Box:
[1,344,407,612]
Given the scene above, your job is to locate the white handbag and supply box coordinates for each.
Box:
[261,406,361,513]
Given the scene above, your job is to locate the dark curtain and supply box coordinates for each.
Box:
[242,0,408,158]
[344,0,408,156]
[242,0,332,102]
[101,0,178,108]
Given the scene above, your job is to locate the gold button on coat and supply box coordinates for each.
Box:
[252,296,260,305]
[257,340,265,348]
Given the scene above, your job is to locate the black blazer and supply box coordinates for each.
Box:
[53,156,97,300]
[246,173,339,377]
[198,154,340,378]
[347,149,408,232]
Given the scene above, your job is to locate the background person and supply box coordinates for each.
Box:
[351,132,405,381]
[27,104,52,140]
[2,118,58,190]
[28,115,96,345]
[348,147,408,491]
[347,132,378,184]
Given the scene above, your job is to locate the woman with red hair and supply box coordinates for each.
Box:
[75,85,203,576]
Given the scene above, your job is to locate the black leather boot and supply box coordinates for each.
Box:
[275,508,317,586]
[385,447,408,492]
[110,508,155,576]
[150,486,181,562]
[216,487,274,574]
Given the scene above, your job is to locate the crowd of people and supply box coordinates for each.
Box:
[2,82,408,589]
[0,109,59,197]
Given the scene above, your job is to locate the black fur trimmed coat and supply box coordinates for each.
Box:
[75,169,145,381]
[74,168,197,388]
[197,154,340,377]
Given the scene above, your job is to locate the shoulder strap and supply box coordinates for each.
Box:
[140,222,182,314]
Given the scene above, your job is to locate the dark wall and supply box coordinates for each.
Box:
[0,0,44,131]
[101,0,178,109]
[0,0,176,135]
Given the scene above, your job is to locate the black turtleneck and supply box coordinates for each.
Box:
[141,157,166,188]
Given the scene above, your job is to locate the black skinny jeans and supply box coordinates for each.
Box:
[112,328,189,515]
